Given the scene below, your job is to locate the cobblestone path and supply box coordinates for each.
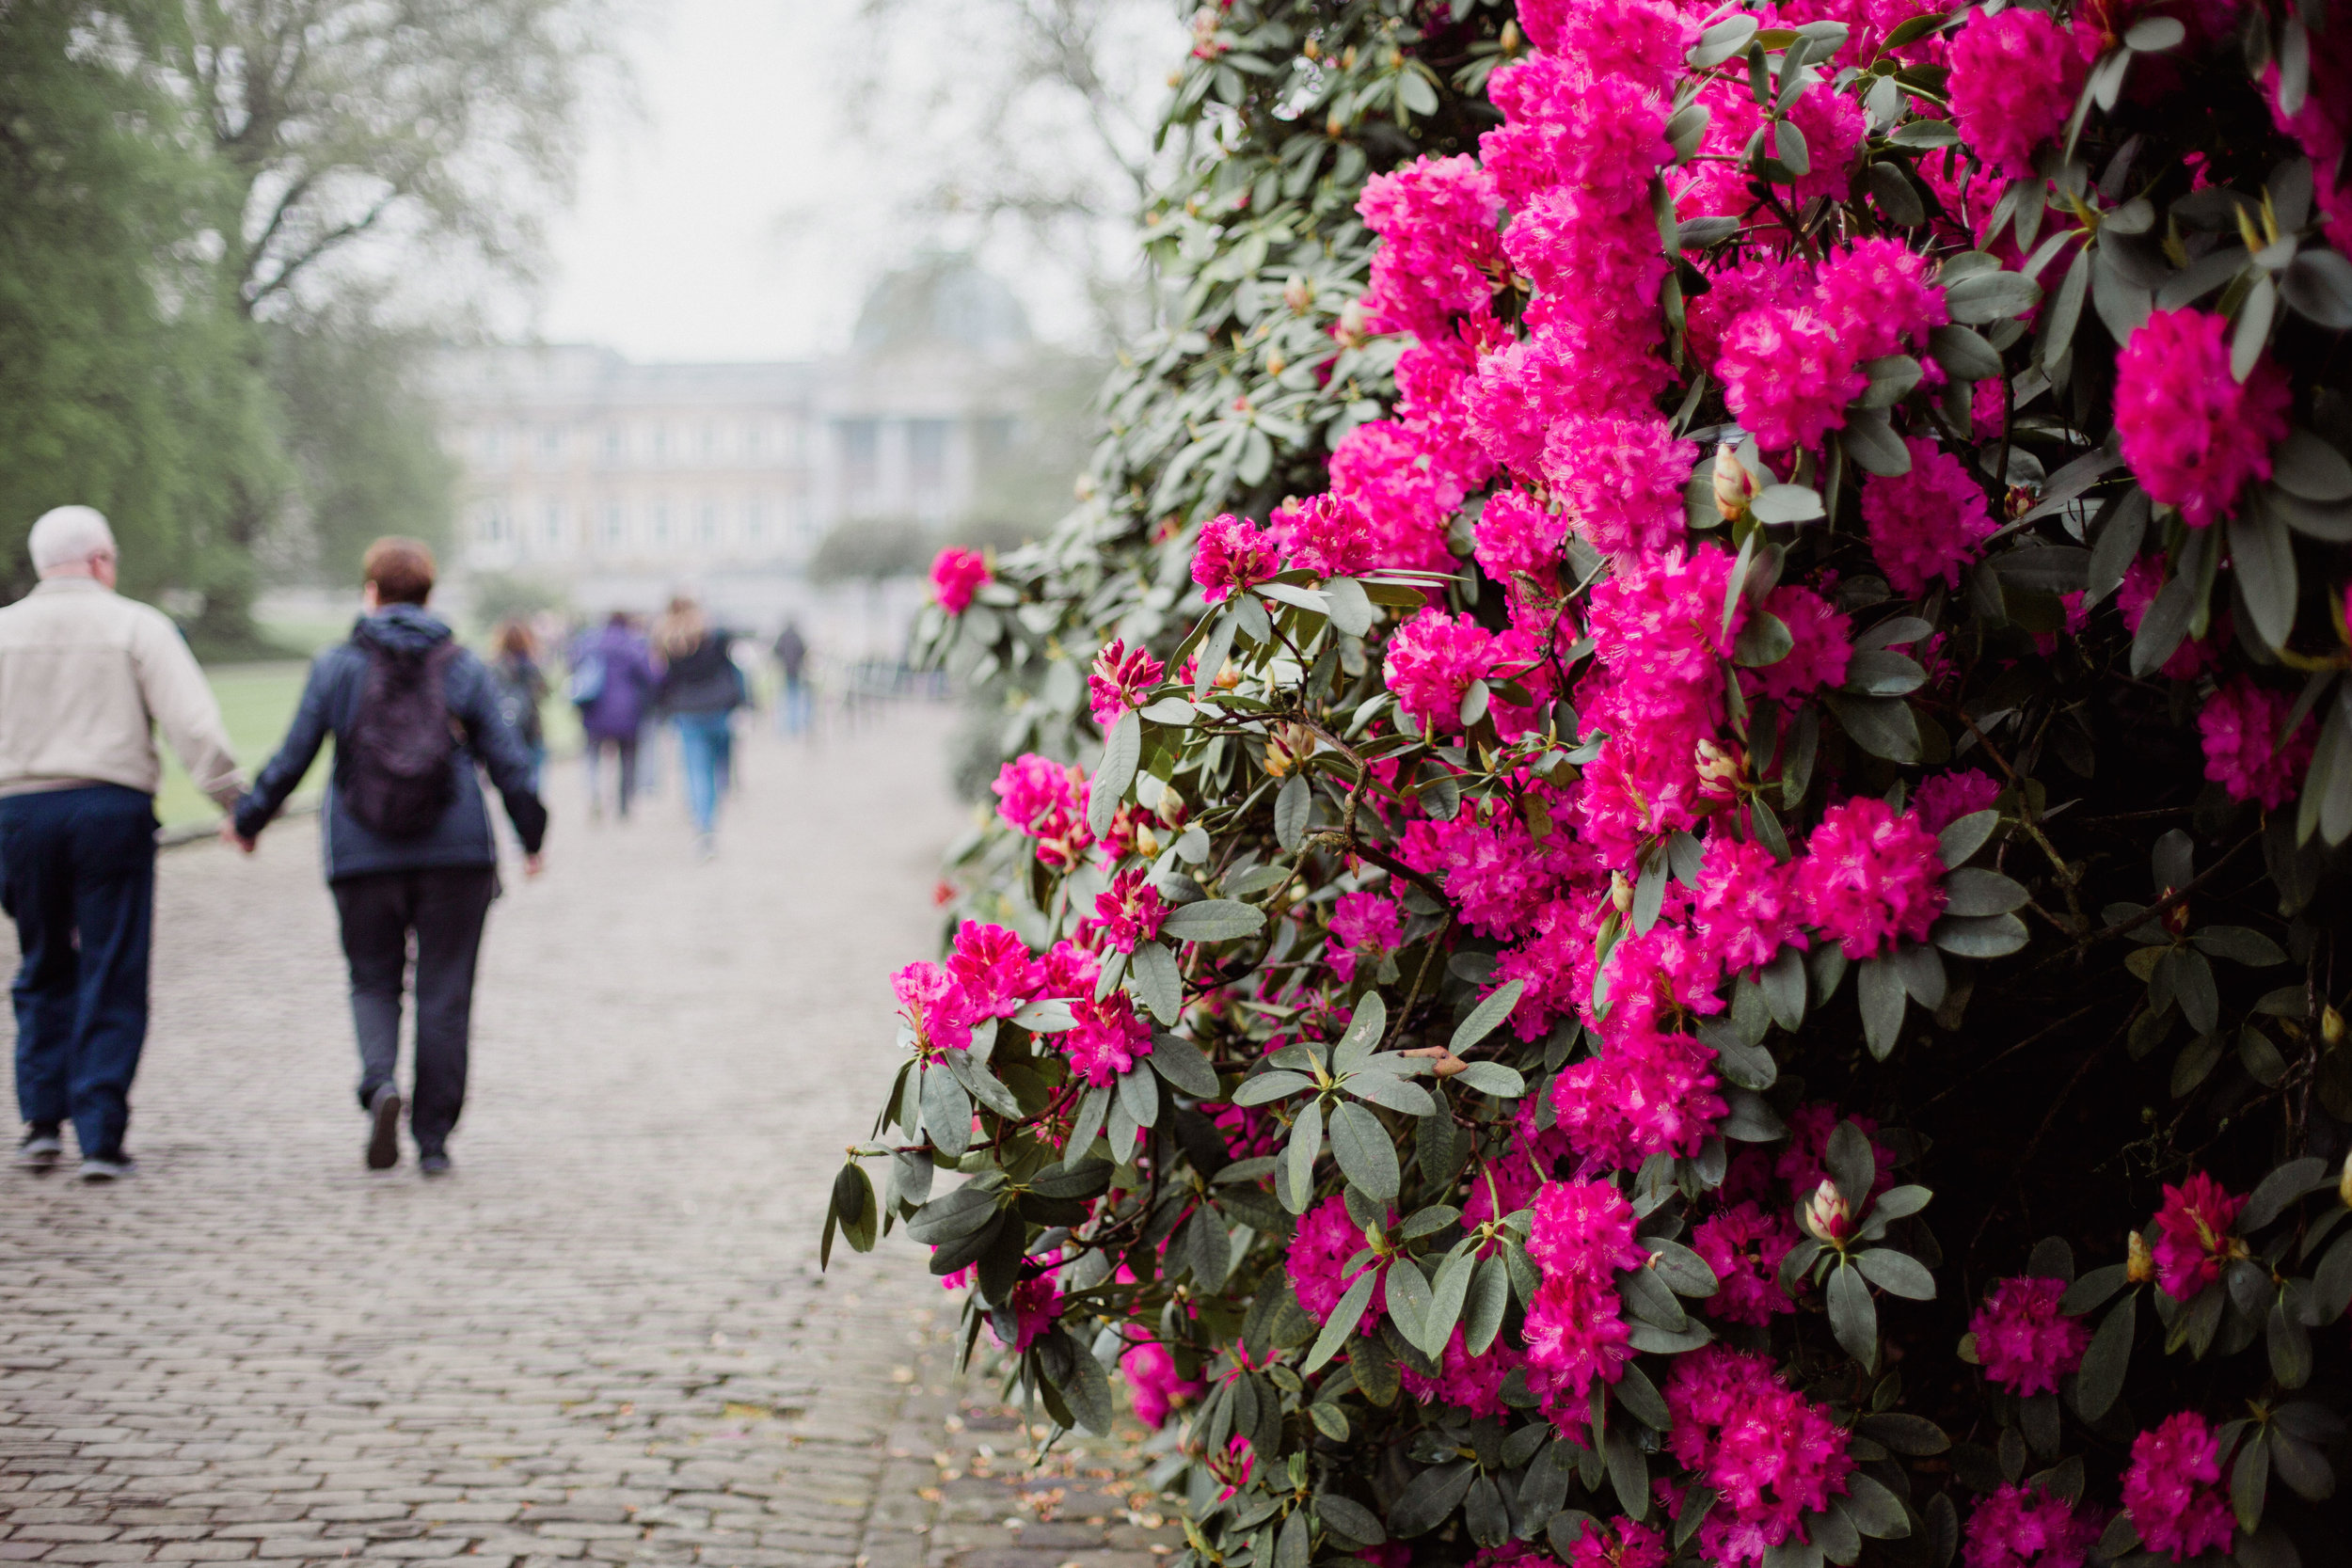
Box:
[0,710,1178,1568]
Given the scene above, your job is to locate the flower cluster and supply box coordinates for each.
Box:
[2122,1413,2234,1560]
[1969,1275,2090,1396]
[1663,1347,1853,1565]
[2114,309,2291,529]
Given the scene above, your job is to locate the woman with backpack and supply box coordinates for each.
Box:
[653,595,743,860]
[227,539,548,1176]
[567,611,659,821]
[486,620,548,791]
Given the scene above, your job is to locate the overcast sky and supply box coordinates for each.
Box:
[535,0,898,364]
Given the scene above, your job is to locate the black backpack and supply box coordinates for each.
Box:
[343,641,461,837]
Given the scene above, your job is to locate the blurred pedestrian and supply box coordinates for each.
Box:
[487,619,548,790]
[772,620,811,736]
[654,596,742,859]
[569,611,658,820]
[0,507,246,1180]
[227,539,547,1177]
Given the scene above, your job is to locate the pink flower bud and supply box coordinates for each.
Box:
[1804,1180,1852,1245]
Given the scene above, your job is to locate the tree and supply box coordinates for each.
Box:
[0,0,281,605]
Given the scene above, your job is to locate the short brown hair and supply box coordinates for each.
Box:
[362,537,437,605]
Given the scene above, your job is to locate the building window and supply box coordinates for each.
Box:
[909,419,949,490]
[698,501,720,545]
[651,499,671,546]
[702,423,720,460]
[650,426,669,466]
[539,428,564,466]
[841,419,879,495]
[602,503,625,546]
[543,502,564,546]
[479,504,507,545]
[745,499,766,542]
[742,424,763,461]
[602,429,624,466]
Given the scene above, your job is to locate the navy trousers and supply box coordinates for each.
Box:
[0,784,158,1158]
[331,866,497,1154]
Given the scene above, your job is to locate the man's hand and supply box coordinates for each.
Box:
[218,819,257,855]
[523,852,545,879]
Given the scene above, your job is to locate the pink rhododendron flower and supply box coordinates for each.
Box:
[1120,1340,1204,1430]
[2265,8,2352,251]
[1514,0,1689,80]
[992,753,1092,868]
[1522,1271,1634,1416]
[1717,305,1867,452]
[1472,488,1565,602]
[1269,493,1379,578]
[2117,557,2220,680]
[1947,8,2092,178]
[1327,419,1468,573]
[1326,891,1403,983]
[1797,797,1947,958]
[1087,638,1165,728]
[1287,1195,1383,1332]
[1543,413,1696,558]
[1563,1516,1669,1568]
[1480,50,1675,212]
[1819,238,1949,361]
[1039,938,1101,998]
[1090,866,1168,955]
[1692,1202,1799,1324]
[1745,585,1852,703]
[1399,807,1581,941]
[2152,1171,2244,1300]
[1191,514,1286,602]
[1398,1324,1522,1418]
[1528,1178,1645,1283]
[1685,254,1814,370]
[1550,1001,1728,1169]
[892,960,974,1053]
[1384,609,1495,736]
[1963,1481,2100,1568]
[1915,769,2000,832]
[1356,154,1505,341]
[1863,438,1998,594]
[995,1275,1059,1352]
[946,921,1044,1020]
[1693,834,1806,975]
[1970,1275,2090,1396]
[2122,1412,2234,1561]
[1061,992,1152,1086]
[930,547,989,613]
[2114,309,2292,528]
[1665,1346,1854,1566]
[2199,677,2313,809]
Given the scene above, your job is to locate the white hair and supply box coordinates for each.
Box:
[28,506,119,575]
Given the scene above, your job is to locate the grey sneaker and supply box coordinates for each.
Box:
[419,1149,453,1177]
[365,1085,404,1171]
[78,1153,135,1181]
[16,1128,62,1171]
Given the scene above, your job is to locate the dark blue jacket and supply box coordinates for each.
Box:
[234,607,548,881]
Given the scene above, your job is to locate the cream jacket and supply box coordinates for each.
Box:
[0,578,246,806]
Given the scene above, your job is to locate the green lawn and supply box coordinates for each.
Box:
[154,648,582,831]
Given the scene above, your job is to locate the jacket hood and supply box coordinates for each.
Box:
[352,604,453,658]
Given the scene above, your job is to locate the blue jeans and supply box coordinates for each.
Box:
[0,784,158,1157]
[673,712,732,835]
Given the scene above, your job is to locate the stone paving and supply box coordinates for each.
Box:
[0,708,1180,1568]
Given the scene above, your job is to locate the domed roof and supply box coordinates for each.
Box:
[851,253,1032,356]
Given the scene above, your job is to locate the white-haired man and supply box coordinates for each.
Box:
[0,506,245,1180]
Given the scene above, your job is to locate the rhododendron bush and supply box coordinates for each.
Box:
[823,2,2352,1564]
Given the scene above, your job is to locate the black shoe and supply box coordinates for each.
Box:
[419,1149,453,1177]
[78,1152,135,1181]
[16,1127,62,1171]
[365,1085,403,1171]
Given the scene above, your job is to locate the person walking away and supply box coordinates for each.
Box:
[0,507,246,1180]
[772,620,811,737]
[227,539,546,1176]
[568,611,657,820]
[487,620,548,791]
[654,597,741,859]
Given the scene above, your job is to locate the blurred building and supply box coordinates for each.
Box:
[432,256,1045,631]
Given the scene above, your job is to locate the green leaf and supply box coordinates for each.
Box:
[1390,1460,1474,1538]
[1284,1097,1324,1209]
[1452,980,1526,1053]
[1234,1069,1314,1106]
[1161,898,1266,942]
[1304,1269,1378,1372]
[1928,323,2003,381]
[1751,483,1825,524]
[1116,1058,1160,1130]
[2191,925,2289,966]
[1044,1331,1115,1435]
[1315,1494,1385,1546]
[1858,957,1907,1058]
[1931,912,2030,958]
[1735,610,1795,668]
[1855,1413,1950,1455]
[1148,1032,1221,1099]
[834,1163,879,1254]
[1827,1261,1880,1369]
[2129,568,2198,676]
[1087,710,1141,840]
[2275,428,2352,500]
[2233,1425,2271,1533]
[2074,1290,2136,1421]
[2059,1263,2129,1317]
[1689,12,1759,67]
[1945,269,2043,324]
[1346,1068,1436,1116]
[1453,1060,1528,1098]
[1464,1253,1511,1354]
[1844,648,1927,696]
[1840,1472,1910,1538]
[1274,773,1311,853]
[2269,1296,2313,1388]
[1606,1422,1649,1518]
[1645,1239,1722,1297]
[1841,409,1911,476]
[2229,499,2299,650]
[1130,941,1183,1024]
[1423,1249,1475,1355]
[922,1065,974,1159]
[1385,1258,1433,1352]
[2242,1157,2330,1230]
[1854,1248,1936,1300]
[1943,867,2030,916]
[1937,809,2000,867]
[1329,1101,1401,1201]
[1825,691,1923,763]
[1064,1085,1111,1168]
[1324,577,1375,637]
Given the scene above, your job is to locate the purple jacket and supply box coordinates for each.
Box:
[572,625,660,739]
